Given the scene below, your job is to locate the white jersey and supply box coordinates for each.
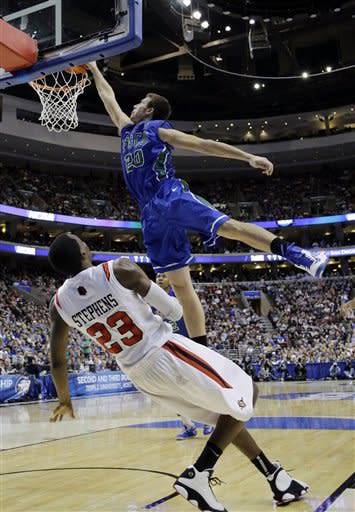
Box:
[54,260,173,370]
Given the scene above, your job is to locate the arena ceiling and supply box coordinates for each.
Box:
[4,0,355,121]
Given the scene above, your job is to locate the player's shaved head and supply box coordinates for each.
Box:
[48,233,85,276]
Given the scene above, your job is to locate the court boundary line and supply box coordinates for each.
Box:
[2,414,354,452]
[314,472,355,512]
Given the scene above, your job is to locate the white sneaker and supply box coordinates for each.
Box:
[267,462,309,505]
[285,244,328,278]
[174,465,227,512]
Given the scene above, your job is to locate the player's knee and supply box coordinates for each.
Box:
[252,382,259,406]
[218,218,244,237]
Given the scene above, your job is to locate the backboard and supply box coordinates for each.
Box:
[0,0,142,89]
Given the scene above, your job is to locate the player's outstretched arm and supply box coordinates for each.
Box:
[113,258,183,321]
[159,127,273,175]
[49,297,75,422]
[86,62,131,133]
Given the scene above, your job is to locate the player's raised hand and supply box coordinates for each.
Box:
[50,401,75,422]
[249,156,274,175]
[86,62,99,72]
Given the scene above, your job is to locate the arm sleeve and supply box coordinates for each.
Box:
[144,281,183,321]
[144,120,174,146]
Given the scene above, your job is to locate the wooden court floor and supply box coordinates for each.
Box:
[1,380,354,512]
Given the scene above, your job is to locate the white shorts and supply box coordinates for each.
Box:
[125,333,254,425]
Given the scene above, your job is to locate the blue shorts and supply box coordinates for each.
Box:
[141,179,230,273]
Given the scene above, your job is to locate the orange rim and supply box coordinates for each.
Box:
[29,67,89,93]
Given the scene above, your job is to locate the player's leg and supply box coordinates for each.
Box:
[232,427,309,506]
[176,413,198,440]
[166,267,214,439]
[218,218,328,278]
[166,266,206,339]
[173,186,328,278]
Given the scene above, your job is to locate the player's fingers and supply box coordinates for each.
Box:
[59,414,63,421]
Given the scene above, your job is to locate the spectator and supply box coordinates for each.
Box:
[329,361,341,380]
[343,360,354,380]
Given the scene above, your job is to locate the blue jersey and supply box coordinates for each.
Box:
[120,119,230,274]
[120,120,177,209]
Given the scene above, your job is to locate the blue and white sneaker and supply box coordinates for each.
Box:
[285,244,328,278]
[174,465,227,512]
[267,462,309,506]
[176,426,198,441]
[203,424,215,436]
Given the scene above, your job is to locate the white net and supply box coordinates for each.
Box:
[29,67,91,133]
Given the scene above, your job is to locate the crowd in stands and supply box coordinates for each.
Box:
[0,166,353,223]
[0,265,353,390]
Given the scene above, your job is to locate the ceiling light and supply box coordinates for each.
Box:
[263,18,271,22]
[241,16,249,21]
[326,65,332,72]
[249,18,256,25]
[225,25,231,31]
[192,10,202,20]
[215,55,223,62]
[284,122,288,126]
[201,20,209,29]
[301,71,309,78]
[253,82,261,89]
[310,13,317,18]
[182,0,191,6]
[286,17,293,22]
[207,3,215,7]
[333,7,341,12]
[223,11,231,15]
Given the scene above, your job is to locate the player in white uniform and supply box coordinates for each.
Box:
[48,233,309,512]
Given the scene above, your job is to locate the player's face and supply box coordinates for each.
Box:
[130,96,153,123]
[156,273,170,290]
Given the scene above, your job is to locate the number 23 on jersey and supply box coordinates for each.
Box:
[86,310,143,354]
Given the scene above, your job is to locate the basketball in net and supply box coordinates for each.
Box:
[29,66,91,133]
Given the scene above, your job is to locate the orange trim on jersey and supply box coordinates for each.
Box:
[103,262,111,282]
[55,292,62,309]
[163,340,232,389]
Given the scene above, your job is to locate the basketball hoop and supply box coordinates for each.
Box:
[29,66,91,133]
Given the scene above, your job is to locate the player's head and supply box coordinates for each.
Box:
[48,232,92,277]
[130,93,172,123]
[156,273,170,291]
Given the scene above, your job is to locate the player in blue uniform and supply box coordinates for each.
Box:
[156,273,214,440]
[88,62,328,347]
